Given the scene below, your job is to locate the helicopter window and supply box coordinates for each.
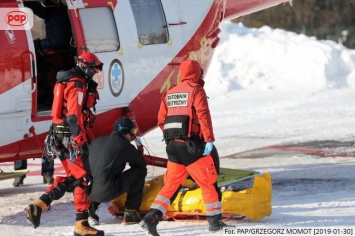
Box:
[129,0,169,46]
[78,7,120,53]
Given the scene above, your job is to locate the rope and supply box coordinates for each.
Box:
[139,135,157,179]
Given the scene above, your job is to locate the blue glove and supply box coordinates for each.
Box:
[203,142,214,155]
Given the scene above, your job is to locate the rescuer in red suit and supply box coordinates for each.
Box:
[140,60,227,236]
[24,52,104,236]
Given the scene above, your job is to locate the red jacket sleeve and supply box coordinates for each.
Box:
[65,80,88,146]
[157,92,168,131]
[193,87,215,142]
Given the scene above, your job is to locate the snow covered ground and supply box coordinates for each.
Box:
[1,22,355,235]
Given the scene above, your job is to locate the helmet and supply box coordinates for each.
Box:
[75,52,103,79]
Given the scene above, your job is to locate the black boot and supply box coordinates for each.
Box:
[208,214,228,232]
[13,175,25,187]
[123,209,141,225]
[88,202,100,225]
[24,200,47,228]
[139,209,162,236]
[24,194,52,229]
[43,172,54,184]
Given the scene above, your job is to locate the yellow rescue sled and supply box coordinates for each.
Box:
[109,168,272,222]
[0,169,29,181]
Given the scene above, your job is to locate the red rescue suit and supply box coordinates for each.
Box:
[46,69,98,211]
[51,72,93,146]
[153,60,221,217]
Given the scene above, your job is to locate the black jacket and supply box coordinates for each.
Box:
[88,131,147,202]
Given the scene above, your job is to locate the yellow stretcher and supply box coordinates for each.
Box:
[0,169,29,181]
[109,168,272,222]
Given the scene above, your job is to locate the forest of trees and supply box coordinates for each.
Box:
[238,0,355,49]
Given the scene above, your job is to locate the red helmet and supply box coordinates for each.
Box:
[76,52,103,70]
[75,52,103,79]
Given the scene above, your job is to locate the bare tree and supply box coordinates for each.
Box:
[240,0,355,48]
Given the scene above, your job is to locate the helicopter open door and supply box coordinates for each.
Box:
[24,1,75,120]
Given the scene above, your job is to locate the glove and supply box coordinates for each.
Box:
[72,134,87,147]
[203,142,214,156]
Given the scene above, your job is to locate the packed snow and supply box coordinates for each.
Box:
[1,21,355,236]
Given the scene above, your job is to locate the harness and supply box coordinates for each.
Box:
[43,70,99,161]
[42,124,69,160]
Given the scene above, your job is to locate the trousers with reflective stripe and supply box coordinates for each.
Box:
[150,155,222,216]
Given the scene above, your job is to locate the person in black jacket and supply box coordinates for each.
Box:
[88,116,147,225]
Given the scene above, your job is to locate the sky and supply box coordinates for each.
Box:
[1,21,355,236]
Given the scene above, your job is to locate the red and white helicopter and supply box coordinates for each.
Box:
[0,0,288,165]
[1,0,289,222]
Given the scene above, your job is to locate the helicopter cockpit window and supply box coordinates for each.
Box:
[129,0,169,45]
[78,7,120,53]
